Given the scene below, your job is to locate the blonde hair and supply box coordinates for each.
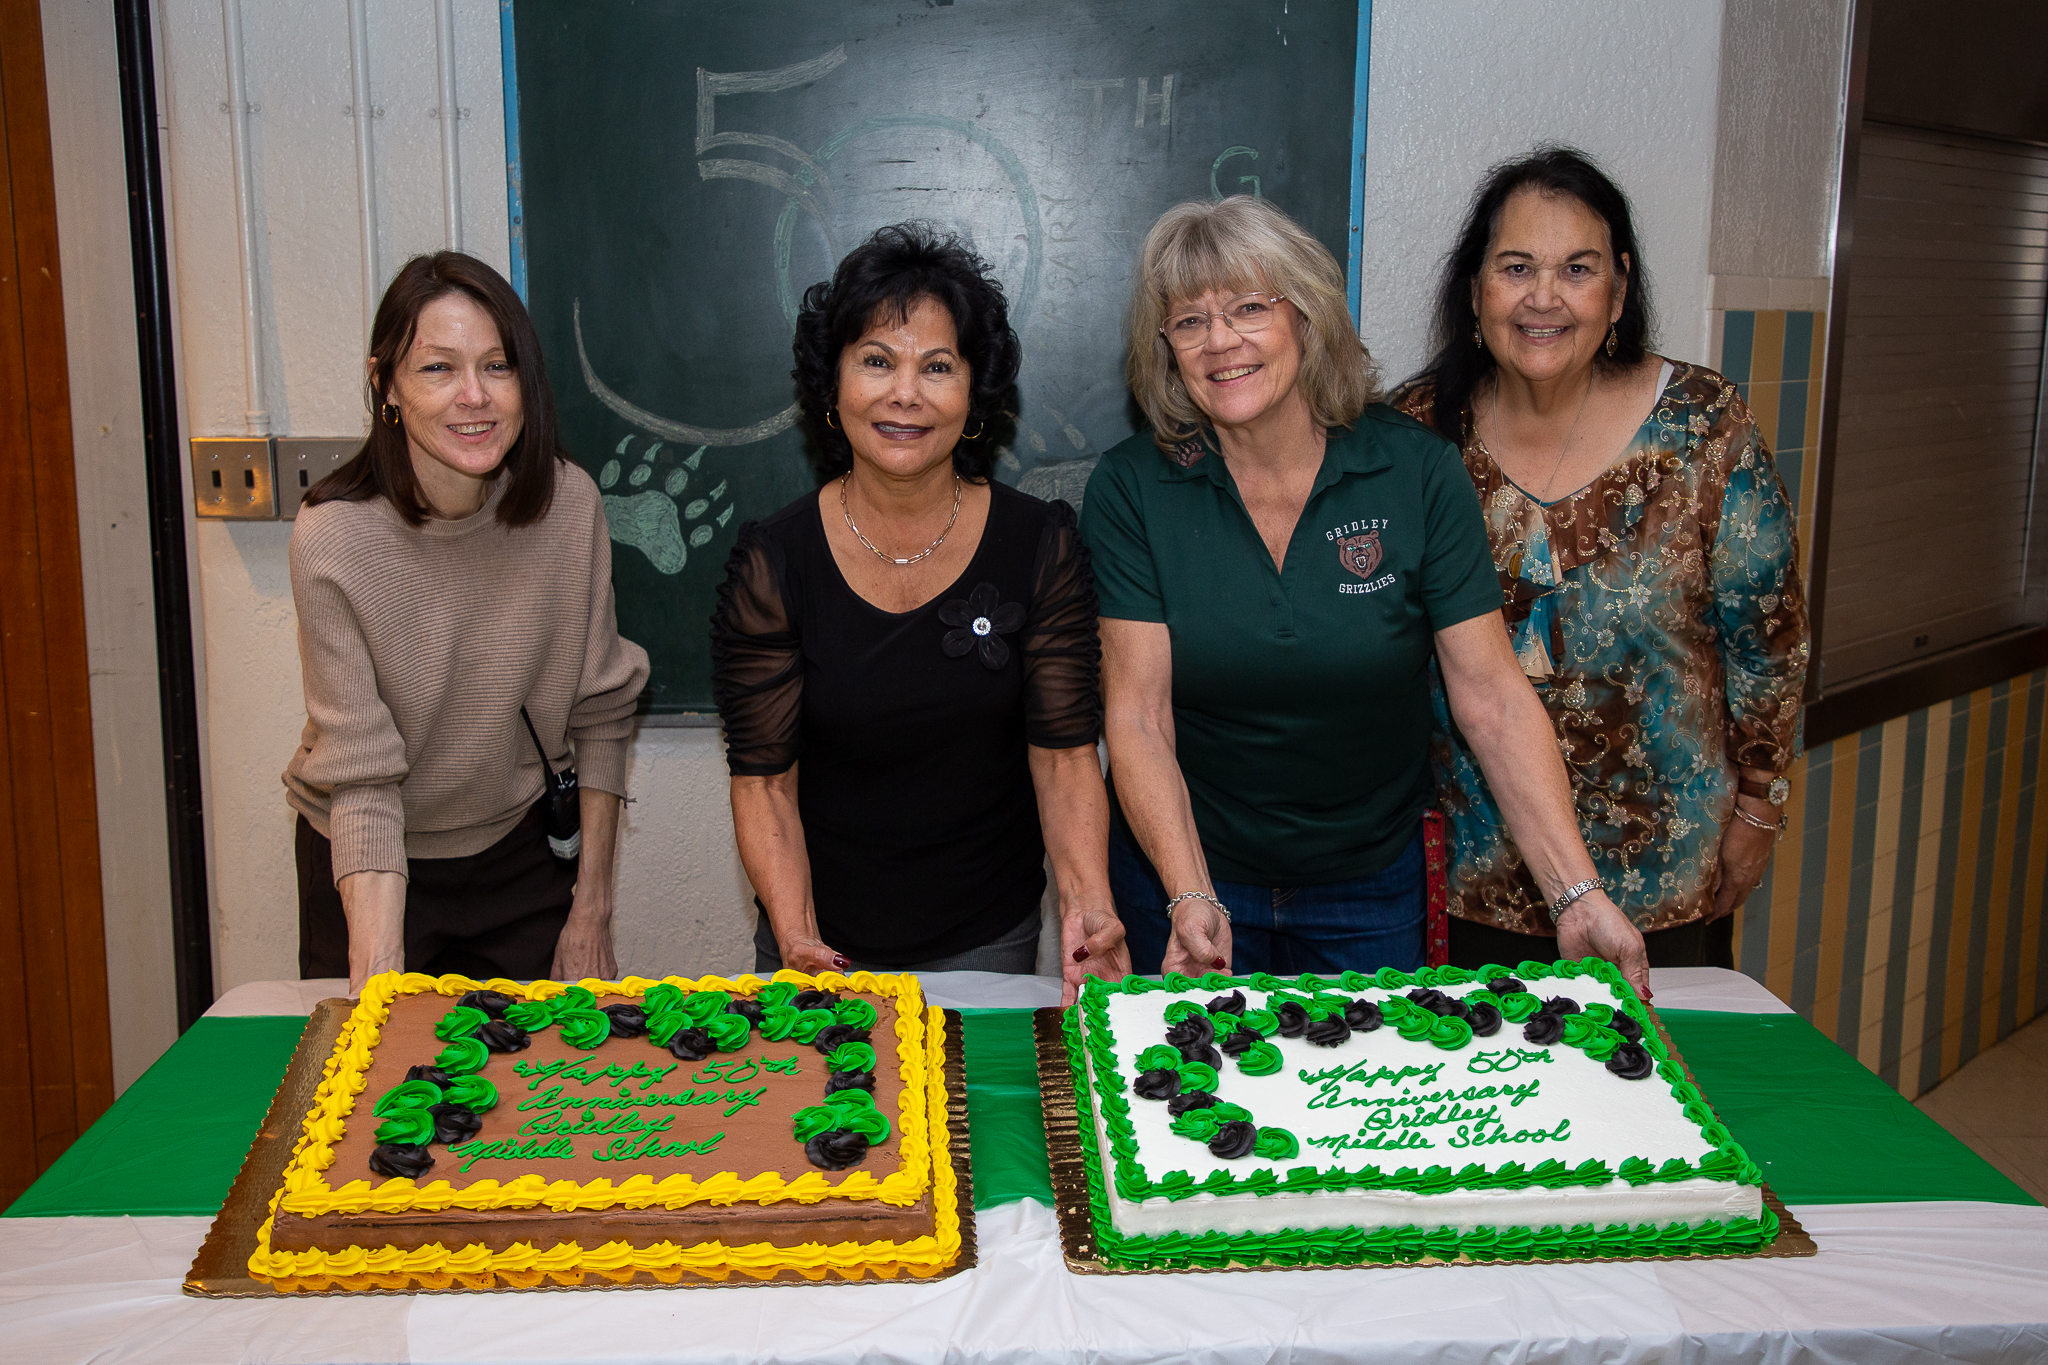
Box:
[1126,196,1380,451]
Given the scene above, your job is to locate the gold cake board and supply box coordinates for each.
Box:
[184,1004,978,1297]
[1033,1005,1817,1275]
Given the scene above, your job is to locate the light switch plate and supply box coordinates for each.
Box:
[276,438,362,519]
[190,437,277,519]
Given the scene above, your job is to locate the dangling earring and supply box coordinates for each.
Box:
[961,419,985,441]
[1472,323,1484,349]
[1605,326,1619,358]
[823,409,840,430]
[379,401,401,427]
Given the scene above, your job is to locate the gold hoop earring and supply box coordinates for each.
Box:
[1605,326,1619,358]
[1472,324,1484,349]
[379,402,401,427]
[961,419,984,441]
[824,409,839,430]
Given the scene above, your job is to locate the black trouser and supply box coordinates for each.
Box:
[296,812,577,981]
[1448,912,1735,973]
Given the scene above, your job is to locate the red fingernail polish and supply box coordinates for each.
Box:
[1212,958,1227,969]
[1072,947,1091,963]
[833,955,851,968]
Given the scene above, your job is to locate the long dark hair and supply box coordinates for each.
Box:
[1398,146,1654,441]
[790,222,1021,481]
[305,251,563,527]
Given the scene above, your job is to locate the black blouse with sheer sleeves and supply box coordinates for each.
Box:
[709,481,1102,965]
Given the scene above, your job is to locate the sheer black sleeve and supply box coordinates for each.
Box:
[1020,499,1103,750]
[709,523,802,775]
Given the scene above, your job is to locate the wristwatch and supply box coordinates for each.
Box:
[1738,774,1790,807]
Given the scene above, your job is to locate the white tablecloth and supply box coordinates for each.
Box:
[4,969,2043,1365]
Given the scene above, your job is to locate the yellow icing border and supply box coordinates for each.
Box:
[260,970,933,1221]
[249,1008,960,1290]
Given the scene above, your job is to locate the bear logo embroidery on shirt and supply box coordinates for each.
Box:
[1338,530,1382,579]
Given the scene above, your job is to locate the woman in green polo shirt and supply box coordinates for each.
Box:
[1082,196,1649,993]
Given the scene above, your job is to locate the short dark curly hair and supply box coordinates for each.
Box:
[791,223,1020,481]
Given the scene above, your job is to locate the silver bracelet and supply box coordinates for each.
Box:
[1165,890,1230,923]
[1548,877,1602,923]
[1731,804,1788,837]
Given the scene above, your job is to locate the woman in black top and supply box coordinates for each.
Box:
[711,224,1129,1002]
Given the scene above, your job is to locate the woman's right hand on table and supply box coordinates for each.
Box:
[780,932,852,973]
[1161,899,1232,976]
[1556,891,1651,1001]
[340,869,407,994]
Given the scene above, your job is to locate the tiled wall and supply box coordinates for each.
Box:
[1713,309,2047,1099]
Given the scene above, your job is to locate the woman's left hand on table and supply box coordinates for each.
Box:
[551,896,618,982]
[1556,890,1651,1000]
[1061,907,1132,1006]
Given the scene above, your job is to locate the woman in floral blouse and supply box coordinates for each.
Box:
[1394,147,1809,970]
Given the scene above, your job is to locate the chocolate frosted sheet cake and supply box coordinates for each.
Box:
[1066,959,1773,1268]
[249,970,959,1290]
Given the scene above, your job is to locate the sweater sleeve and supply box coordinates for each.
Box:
[568,488,652,797]
[288,520,411,882]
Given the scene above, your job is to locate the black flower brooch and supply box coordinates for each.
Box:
[939,582,1024,670]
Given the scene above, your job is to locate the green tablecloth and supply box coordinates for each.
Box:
[7,1006,2032,1220]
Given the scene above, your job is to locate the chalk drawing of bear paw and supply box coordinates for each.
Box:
[598,438,735,575]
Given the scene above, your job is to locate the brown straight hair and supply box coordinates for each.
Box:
[305,251,563,527]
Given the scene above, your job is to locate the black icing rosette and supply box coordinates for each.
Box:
[369,1143,435,1179]
[1606,1043,1654,1080]
[1303,1016,1352,1048]
[1489,975,1529,995]
[1165,1016,1215,1050]
[1177,1041,1223,1069]
[1167,1090,1219,1117]
[600,1004,649,1038]
[1133,1068,1183,1100]
[1522,1012,1565,1046]
[428,1103,483,1145]
[476,1020,531,1053]
[1207,1119,1258,1159]
[1205,990,1248,1016]
[457,990,516,1018]
[1542,996,1582,1017]
[725,998,765,1027]
[1218,1027,1258,1057]
[405,1064,453,1088]
[805,1130,871,1170]
[825,1069,877,1095]
[1467,1003,1503,1037]
[1406,987,1450,1012]
[791,990,839,1013]
[812,1024,871,1055]
[665,1027,714,1061]
[1609,1013,1644,1043]
[1343,999,1383,1032]
[1274,1002,1310,1037]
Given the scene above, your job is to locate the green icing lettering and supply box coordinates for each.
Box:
[1463,1047,1553,1074]
[1445,1116,1573,1149]
[591,1130,726,1162]
[446,1135,576,1173]
[758,1054,803,1075]
[1299,1058,1444,1090]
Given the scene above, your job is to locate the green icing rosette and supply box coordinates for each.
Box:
[1580,1025,1626,1061]
[1162,1001,1210,1025]
[1244,972,1284,993]
[826,1041,877,1073]
[1392,1005,1435,1042]
[442,1075,497,1113]
[755,980,799,1009]
[704,1012,752,1052]
[1237,1008,1279,1037]
[434,1037,488,1076]
[1497,991,1544,1023]
[1161,971,1200,992]
[792,1088,891,1143]
[787,1007,839,1044]
[1433,966,1477,985]
[1137,1044,1183,1073]
[757,1005,799,1041]
[1372,966,1417,989]
[505,999,556,1031]
[833,996,877,1030]
[1560,1014,1604,1049]
[680,990,730,1026]
[1426,1013,1474,1050]
[554,985,597,1012]
[1208,1012,1245,1039]
[557,1007,612,1050]
[642,982,684,1014]
[372,1079,443,1116]
[1580,1001,1615,1026]
[1170,1108,1226,1141]
[646,1010,692,1048]
[374,1108,436,1146]
[1461,988,1505,1014]
[1176,1061,1220,1093]
[433,1006,487,1042]
[1236,1039,1283,1076]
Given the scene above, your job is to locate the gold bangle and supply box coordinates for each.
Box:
[1731,804,1786,835]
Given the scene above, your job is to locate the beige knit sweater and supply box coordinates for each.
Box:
[282,462,649,882]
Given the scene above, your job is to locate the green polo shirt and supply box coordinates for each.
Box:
[1081,406,1501,885]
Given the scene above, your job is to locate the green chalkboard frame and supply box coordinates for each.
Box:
[500,2,1374,722]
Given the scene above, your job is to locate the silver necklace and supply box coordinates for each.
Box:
[840,472,962,566]
[1488,370,1595,501]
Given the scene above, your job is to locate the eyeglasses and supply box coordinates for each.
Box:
[1160,293,1288,350]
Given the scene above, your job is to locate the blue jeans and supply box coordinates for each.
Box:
[1109,824,1425,976]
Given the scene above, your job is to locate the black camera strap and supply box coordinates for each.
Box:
[519,705,557,775]
[520,706,582,860]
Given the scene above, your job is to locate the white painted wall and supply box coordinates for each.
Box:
[1358,0,1726,384]
[47,2,1849,1057]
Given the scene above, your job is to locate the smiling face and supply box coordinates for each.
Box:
[1166,285,1308,435]
[383,292,525,513]
[1473,188,1628,389]
[834,296,972,482]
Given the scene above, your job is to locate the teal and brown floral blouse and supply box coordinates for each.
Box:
[1396,363,1809,935]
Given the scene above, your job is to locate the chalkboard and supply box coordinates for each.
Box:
[506,0,1366,716]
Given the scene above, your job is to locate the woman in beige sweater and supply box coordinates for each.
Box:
[285,252,648,992]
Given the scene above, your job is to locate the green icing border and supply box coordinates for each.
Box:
[1078,962,1765,1209]
[1062,1000,1779,1270]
